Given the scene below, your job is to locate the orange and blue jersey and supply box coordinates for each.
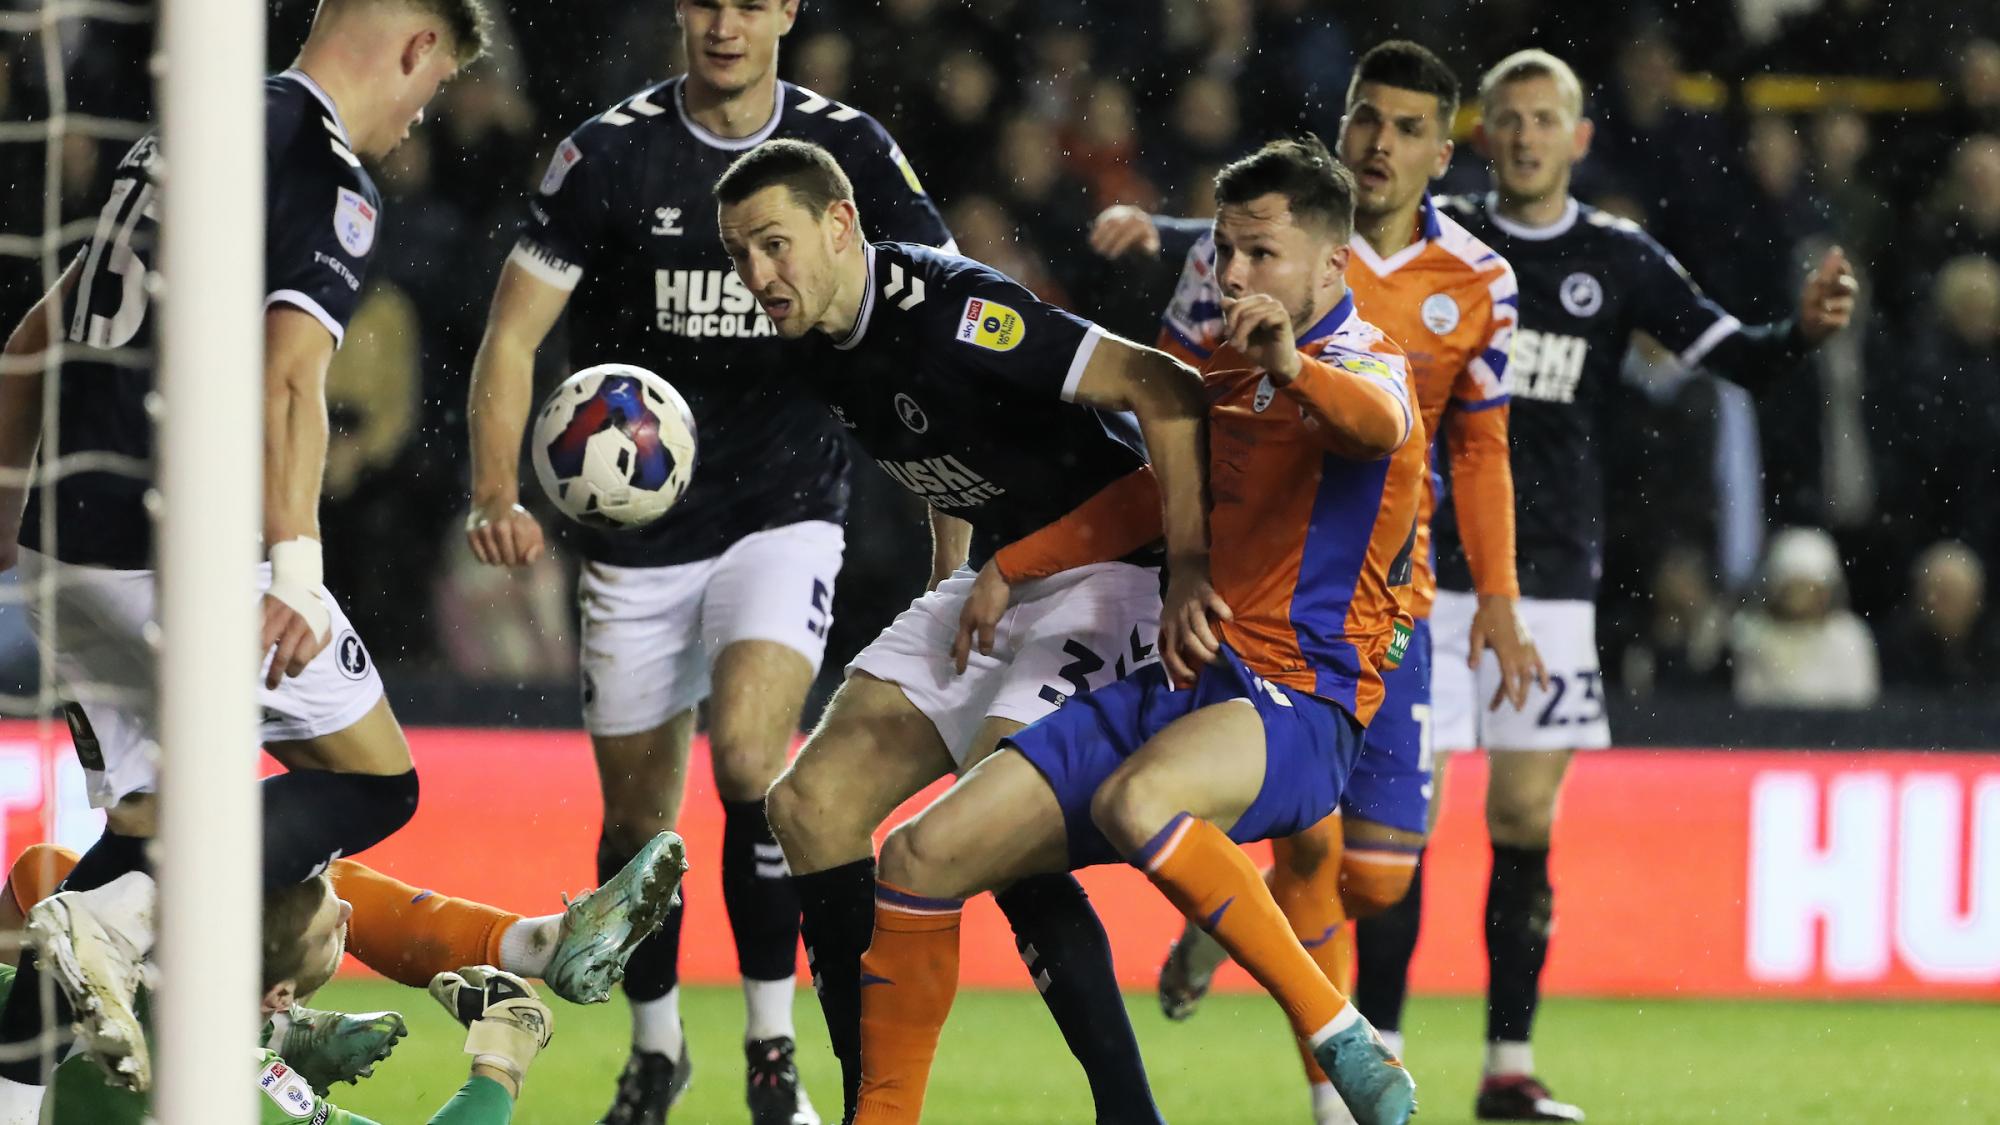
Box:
[995,291,1427,865]
[996,292,1426,726]
[1159,196,1520,618]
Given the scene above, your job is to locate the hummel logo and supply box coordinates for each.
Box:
[651,206,684,236]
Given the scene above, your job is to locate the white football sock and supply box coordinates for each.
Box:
[1306,1002,1362,1049]
[743,976,796,1043]
[1310,1080,1359,1125]
[1485,1039,1534,1077]
[1379,1028,1405,1058]
[497,914,562,979]
[0,1076,45,1125]
[631,989,683,1057]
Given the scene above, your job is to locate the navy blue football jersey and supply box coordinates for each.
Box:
[514,79,952,566]
[795,242,1153,568]
[18,70,381,569]
[1431,193,1803,600]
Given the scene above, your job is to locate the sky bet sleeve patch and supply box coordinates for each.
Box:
[956,297,1025,352]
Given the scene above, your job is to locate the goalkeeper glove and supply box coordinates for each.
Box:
[428,966,554,1087]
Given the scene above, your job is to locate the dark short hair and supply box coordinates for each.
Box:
[1346,40,1460,133]
[1213,135,1356,241]
[715,139,858,217]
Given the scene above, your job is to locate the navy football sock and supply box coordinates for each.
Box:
[261,768,419,890]
[995,874,1164,1125]
[721,797,801,983]
[1485,844,1554,1045]
[1354,848,1425,1032]
[793,857,876,1123]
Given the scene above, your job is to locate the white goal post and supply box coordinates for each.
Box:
[153,0,264,1120]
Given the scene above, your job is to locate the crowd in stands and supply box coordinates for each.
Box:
[2,0,1997,713]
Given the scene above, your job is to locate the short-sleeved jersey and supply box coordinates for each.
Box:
[1431,194,1740,600]
[1157,196,1517,617]
[795,242,1151,568]
[514,78,952,566]
[18,70,380,569]
[1197,295,1425,723]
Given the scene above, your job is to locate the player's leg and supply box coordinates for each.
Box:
[573,555,712,1119]
[970,567,1169,1125]
[1089,692,1415,1125]
[695,519,844,1122]
[767,672,957,1122]
[855,744,1075,1125]
[1358,593,1476,1054]
[1472,597,1600,1123]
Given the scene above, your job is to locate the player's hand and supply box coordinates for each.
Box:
[259,593,331,690]
[1160,561,1232,686]
[1220,295,1301,383]
[1797,246,1858,345]
[953,559,1012,674]
[1470,594,1547,712]
[429,966,554,1090]
[464,499,545,567]
[1088,205,1162,259]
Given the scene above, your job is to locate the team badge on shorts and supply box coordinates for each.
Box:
[333,188,376,256]
[335,630,371,681]
[1560,271,1604,317]
[1421,292,1460,334]
[956,297,1024,352]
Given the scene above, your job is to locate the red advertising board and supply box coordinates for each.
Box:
[0,724,1992,999]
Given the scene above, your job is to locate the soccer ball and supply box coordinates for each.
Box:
[531,363,697,530]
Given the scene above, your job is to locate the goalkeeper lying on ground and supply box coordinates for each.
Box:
[0,871,553,1123]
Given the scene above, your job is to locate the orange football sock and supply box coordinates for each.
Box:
[332,860,520,988]
[1134,813,1352,1042]
[1271,824,1352,1083]
[7,844,79,912]
[854,882,964,1125]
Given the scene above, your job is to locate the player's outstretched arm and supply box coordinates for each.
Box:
[261,307,340,688]
[0,262,77,573]
[1069,334,1226,681]
[465,261,572,568]
[1447,405,1548,711]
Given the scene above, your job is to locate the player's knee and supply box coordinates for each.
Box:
[1486,792,1557,847]
[765,765,854,862]
[1089,770,1172,855]
[1339,856,1415,919]
[708,735,790,803]
[877,819,964,899]
[1272,824,1337,879]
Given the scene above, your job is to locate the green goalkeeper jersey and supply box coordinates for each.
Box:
[0,964,514,1124]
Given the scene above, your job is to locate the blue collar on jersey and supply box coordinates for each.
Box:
[1298,292,1357,346]
[1417,193,1443,242]
[279,67,352,147]
[833,244,878,351]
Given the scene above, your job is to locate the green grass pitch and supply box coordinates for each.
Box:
[314,980,1998,1123]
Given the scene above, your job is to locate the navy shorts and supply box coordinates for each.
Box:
[1006,646,1365,869]
[1340,618,1434,834]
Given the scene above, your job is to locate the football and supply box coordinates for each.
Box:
[530,363,697,530]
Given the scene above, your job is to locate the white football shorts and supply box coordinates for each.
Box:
[1430,589,1611,753]
[16,547,386,808]
[848,561,1162,767]
[577,520,845,737]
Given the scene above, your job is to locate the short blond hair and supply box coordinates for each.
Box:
[1480,48,1584,118]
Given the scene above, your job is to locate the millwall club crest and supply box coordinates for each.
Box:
[333,187,375,256]
[895,392,929,433]
[1253,374,1275,412]
[1560,271,1604,317]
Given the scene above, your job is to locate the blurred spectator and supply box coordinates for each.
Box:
[1881,540,1997,691]
[1062,78,1159,210]
[945,195,1069,306]
[433,534,576,683]
[1809,110,1887,268]
[1593,24,1733,248]
[1732,527,1880,707]
[1942,37,2000,140]
[1875,255,2000,569]
[791,32,854,101]
[1895,134,2000,315]
[1621,544,1733,695]
[1148,73,1242,208]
